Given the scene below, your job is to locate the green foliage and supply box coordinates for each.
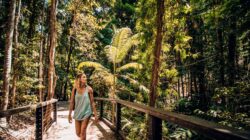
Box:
[193,109,250,130]
[114,0,136,28]
[15,94,38,106]
[169,128,193,140]
[212,82,250,112]
[78,27,144,98]
[120,108,147,140]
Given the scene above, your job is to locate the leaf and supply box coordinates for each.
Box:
[116,62,143,73]
[78,61,108,71]
[104,45,118,62]
[119,75,149,93]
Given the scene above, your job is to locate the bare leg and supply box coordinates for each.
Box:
[80,117,90,140]
[75,120,82,137]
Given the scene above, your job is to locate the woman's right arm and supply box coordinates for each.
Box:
[69,87,75,115]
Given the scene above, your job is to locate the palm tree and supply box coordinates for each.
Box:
[78,27,148,123]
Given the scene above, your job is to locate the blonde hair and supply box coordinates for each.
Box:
[74,73,87,89]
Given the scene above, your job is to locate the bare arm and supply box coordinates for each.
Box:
[88,87,97,119]
[69,87,75,116]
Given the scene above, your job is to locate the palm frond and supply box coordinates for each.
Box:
[116,62,143,73]
[91,69,114,86]
[104,45,117,62]
[78,61,107,71]
[112,27,132,49]
[119,75,149,93]
[116,33,141,63]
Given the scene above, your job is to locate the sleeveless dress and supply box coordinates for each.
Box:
[73,87,93,121]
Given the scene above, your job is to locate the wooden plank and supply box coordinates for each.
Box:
[148,116,162,140]
[101,117,126,140]
[36,107,43,140]
[0,105,31,118]
[0,99,58,118]
[115,103,121,134]
[94,98,250,140]
[99,100,103,118]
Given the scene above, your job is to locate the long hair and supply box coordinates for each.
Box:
[76,73,87,88]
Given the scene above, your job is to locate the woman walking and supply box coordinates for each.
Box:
[68,73,98,140]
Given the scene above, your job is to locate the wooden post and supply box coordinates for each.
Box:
[100,100,103,119]
[149,116,162,140]
[53,102,57,123]
[36,107,43,140]
[115,103,121,135]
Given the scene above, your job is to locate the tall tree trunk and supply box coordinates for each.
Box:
[181,73,185,98]
[38,0,46,102]
[63,38,73,101]
[27,0,37,39]
[10,0,21,109]
[190,70,193,99]
[216,23,224,86]
[198,49,206,110]
[63,12,76,101]
[47,0,57,100]
[149,0,164,107]
[177,79,180,98]
[1,0,16,111]
[228,17,236,86]
[187,71,190,97]
[148,0,164,139]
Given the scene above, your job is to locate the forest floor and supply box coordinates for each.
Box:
[0,113,35,140]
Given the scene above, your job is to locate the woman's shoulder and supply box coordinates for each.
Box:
[87,86,93,93]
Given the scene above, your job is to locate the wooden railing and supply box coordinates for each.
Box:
[0,99,58,140]
[94,98,250,140]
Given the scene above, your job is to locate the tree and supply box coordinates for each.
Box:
[147,0,164,139]
[1,0,16,111]
[10,0,21,109]
[47,0,57,100]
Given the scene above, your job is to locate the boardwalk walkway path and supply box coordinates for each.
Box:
[44,101,116,140]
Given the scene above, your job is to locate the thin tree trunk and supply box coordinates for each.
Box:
[194,75,198,94]
[1,0,16,111]
[149,0,164,107]
[181,73,184,98]
[228,17,236,86]
[63,13,76,101]
[190,70,193,99]
[177,79,180,98]
[187,71,190,97]
[47,0,57,100]
[216,24,224,86]
[43,35,49,101]
[38,0,46,102]
[10,0,21,109]
[148,0,164,139]
[27,0,36,39]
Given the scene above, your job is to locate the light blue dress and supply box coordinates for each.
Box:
[73,87,93,121]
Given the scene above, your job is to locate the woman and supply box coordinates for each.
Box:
[68,73,98,140]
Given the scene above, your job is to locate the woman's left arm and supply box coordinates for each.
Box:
[89,87,98,121]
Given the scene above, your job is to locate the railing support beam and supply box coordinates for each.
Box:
[150,116,162,140]
[100,100,103,119]
[116,103,121,135]
[53,102,57,123]
[36,107,43,140]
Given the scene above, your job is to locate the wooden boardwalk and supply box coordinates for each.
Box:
[44,102,116,140]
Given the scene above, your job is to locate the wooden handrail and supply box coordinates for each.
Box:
[0,99,58,140]
[0,99,58,118]
[94,98,250,140]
